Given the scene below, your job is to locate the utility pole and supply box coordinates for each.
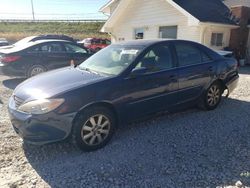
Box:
[31,0,35,20]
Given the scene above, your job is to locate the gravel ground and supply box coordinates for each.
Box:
[0,68,250,188]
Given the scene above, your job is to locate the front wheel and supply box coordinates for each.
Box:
[72,107,116,151]
[202,82,223,110]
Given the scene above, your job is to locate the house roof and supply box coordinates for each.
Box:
[100,0,237,32]
[99,0,115,14]
[173,0,237,25]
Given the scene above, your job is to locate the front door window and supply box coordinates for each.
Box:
[134,44,173,73]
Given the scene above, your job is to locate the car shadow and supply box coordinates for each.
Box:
[2,78,25,90]
[23,97,250,187]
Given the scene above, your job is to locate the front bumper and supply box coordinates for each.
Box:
[226,74,239,95]
[8,96,76,145]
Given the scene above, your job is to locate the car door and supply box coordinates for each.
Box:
[174,41,215,104]
[38,42,69,70]
[120,43,179,119]
[63,43,90,65]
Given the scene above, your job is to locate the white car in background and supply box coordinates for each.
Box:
[216,50,234,58]
[0,38,9,47]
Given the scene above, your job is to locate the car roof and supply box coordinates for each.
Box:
[30,35,75,42]
[113,39,222,60]
[115,39,216,47]
[0,39,73,54]
[114,39,187,47]
[31,39,73,44]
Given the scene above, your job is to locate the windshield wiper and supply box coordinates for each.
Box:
[79,67,101,75]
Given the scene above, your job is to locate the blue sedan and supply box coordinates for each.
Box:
[8,40,239,151]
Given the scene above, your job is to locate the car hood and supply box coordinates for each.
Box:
[14,67,107,101]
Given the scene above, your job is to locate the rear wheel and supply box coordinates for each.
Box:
[202,82,223,110]
[27,64,47,77]
[72,107,116,151]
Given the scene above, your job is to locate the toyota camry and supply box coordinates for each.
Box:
[8,40,239,151]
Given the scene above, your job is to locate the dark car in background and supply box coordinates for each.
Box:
[0,39,91,77]
[78,38,111,52]
[8,40,239,151]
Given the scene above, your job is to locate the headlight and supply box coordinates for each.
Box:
[18,98,65,114]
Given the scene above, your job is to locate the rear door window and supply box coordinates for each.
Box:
[36,43,66,53]
[175,43,201,67]
[201,52,212,62]
[64,43,88,54]
[27,45,40,53]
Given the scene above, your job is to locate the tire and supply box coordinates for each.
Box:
[201,81,223,110]
[72,106,116,151]
[27,64,47,78]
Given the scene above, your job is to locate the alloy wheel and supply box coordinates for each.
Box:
[30,66,45,77]
[81,114,111,146]
[207,85,221,106]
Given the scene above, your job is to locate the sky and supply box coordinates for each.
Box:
[0,0,110,20]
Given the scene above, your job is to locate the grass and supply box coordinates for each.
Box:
[0,22,109,43]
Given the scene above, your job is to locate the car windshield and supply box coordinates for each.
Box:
[79,45,143,76]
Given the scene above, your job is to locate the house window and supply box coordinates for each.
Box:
[118,38,125,41]
[134,28,144,40]
[211,33,223,46]
[159,26,177,39]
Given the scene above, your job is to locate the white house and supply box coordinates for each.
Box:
[100,0,238,50]
[223,0,250,8]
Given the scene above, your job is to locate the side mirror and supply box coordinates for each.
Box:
[130,67,148,77]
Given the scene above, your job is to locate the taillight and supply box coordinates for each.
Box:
[1,55,21,63]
